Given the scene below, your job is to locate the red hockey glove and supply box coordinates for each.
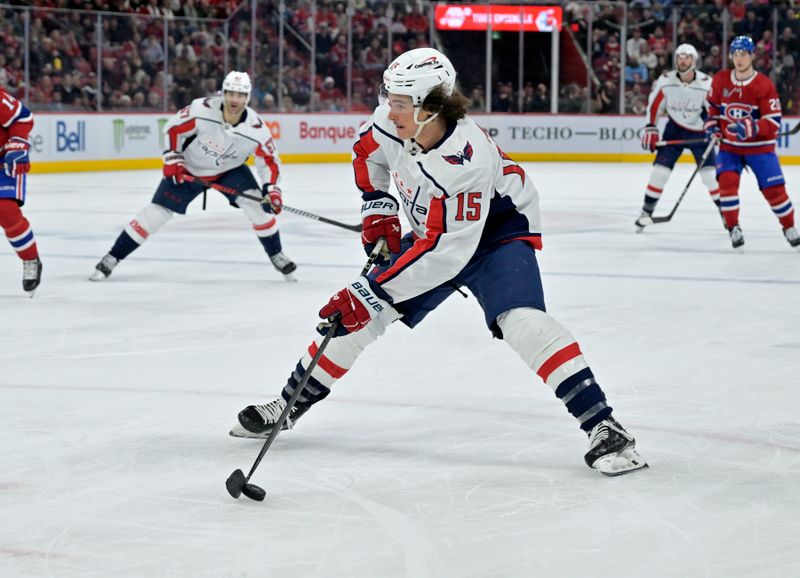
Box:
[640,124,659,152]
[725,117,758,141]
[262,184,283,214]
[162,151,187,184]
[318,276,390,336]
[3,137,31,177]
[361,196,401,265]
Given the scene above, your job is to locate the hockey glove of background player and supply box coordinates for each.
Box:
[3,137,31,177]
[361,194,401,265]
[704,118,720,139]
[162,151,187,184]
[318,276,390,337]
[641,124,659,152]
[261,184,283,214]
[726,117,758,141]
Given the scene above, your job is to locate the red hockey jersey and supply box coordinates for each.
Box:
[707,70,781,155]
[0,89,34,150]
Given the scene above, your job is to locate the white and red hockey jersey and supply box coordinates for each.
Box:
[353,104,542,304]
[0,89,34,150]
[163,95,281,185]
[707,70,781,155]
[645,69,712,131]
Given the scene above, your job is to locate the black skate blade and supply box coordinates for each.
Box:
[242,483,267,502]
[225,469,246,499]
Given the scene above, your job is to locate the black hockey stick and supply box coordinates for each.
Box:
[226,239,387,502]
[645,137,718,225]
[184,175,361,233]
[655,121,800,148]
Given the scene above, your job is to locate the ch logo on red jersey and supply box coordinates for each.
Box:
[442,141,473,165]
[725,103,753,121]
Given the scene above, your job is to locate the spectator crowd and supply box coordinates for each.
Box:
[1,0,799,116]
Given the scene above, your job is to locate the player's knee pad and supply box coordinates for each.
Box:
[303,307,402,388]
[649,164,672,189]
[238,192,278,235]
[497,307,576,370]
[124,203,173,243]
[717,171,740,192]
[699,166,718,191]
[762,184,788,204]
[0,198,23,228]
[498,307,592,390]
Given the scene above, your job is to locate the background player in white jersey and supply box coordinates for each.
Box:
[231,48,647,476]
[636,44,721,232]
[90,71,296,281]
[0,88,42,295]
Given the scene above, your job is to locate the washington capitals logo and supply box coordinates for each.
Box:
[442,141,473,165]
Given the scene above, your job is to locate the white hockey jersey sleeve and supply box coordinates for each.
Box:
[251,122,282,187]
[352,113,393,199]
[645,74,668,125]
[163,103,200,153]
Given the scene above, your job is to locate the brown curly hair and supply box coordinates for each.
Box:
[422,86,471,122]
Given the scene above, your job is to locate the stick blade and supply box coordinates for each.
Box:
[650,215,672,224]
[225,468,246,499]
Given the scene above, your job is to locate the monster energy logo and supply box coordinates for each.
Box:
[158,118,169,149]
[113,119,125,152]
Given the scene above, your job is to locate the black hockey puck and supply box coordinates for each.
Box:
[242,483,267,502]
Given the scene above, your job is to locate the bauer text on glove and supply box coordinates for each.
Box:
[318,276,391,336]
[361,195,401,264]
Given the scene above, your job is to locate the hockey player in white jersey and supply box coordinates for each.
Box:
[231,48,647,476]
[636,44,721,231]
[90,71,296,281]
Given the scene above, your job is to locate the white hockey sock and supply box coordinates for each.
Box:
[124,203,173,244]
[699,166,720,203]
[497,307,611,430]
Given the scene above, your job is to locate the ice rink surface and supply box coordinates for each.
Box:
[2,161,799,578]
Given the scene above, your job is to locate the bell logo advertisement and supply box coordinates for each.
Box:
[435,4,562,32]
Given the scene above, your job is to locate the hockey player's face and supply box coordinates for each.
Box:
[675,54,693,73]
[386,93,419,140]
[223,91,248,117]
[731,50,753,73]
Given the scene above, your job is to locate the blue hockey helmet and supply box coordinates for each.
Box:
[729,36,755,55]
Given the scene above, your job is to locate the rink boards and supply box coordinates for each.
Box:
[26,112,800,173]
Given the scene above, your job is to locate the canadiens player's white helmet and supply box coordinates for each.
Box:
[222,71,252,103]
[383,48,456,107]
[674,43,699,70]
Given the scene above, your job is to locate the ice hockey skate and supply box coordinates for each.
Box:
[89,253,119,281]
[584,416,648,476]
[783,227,800,250]
[728,224,745,251]
[634,211,653,233]
[22,257,42,296]
[229,396,308,438]
[269,251,297,282]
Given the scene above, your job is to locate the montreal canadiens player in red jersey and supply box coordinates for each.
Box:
[230,48,647,476]
[90,71,297,281]
[0,88,42,296]
[706,36,800,250]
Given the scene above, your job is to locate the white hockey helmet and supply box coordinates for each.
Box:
[222,71,252,103]
[674,43,699,70]
[383,48,456,107]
